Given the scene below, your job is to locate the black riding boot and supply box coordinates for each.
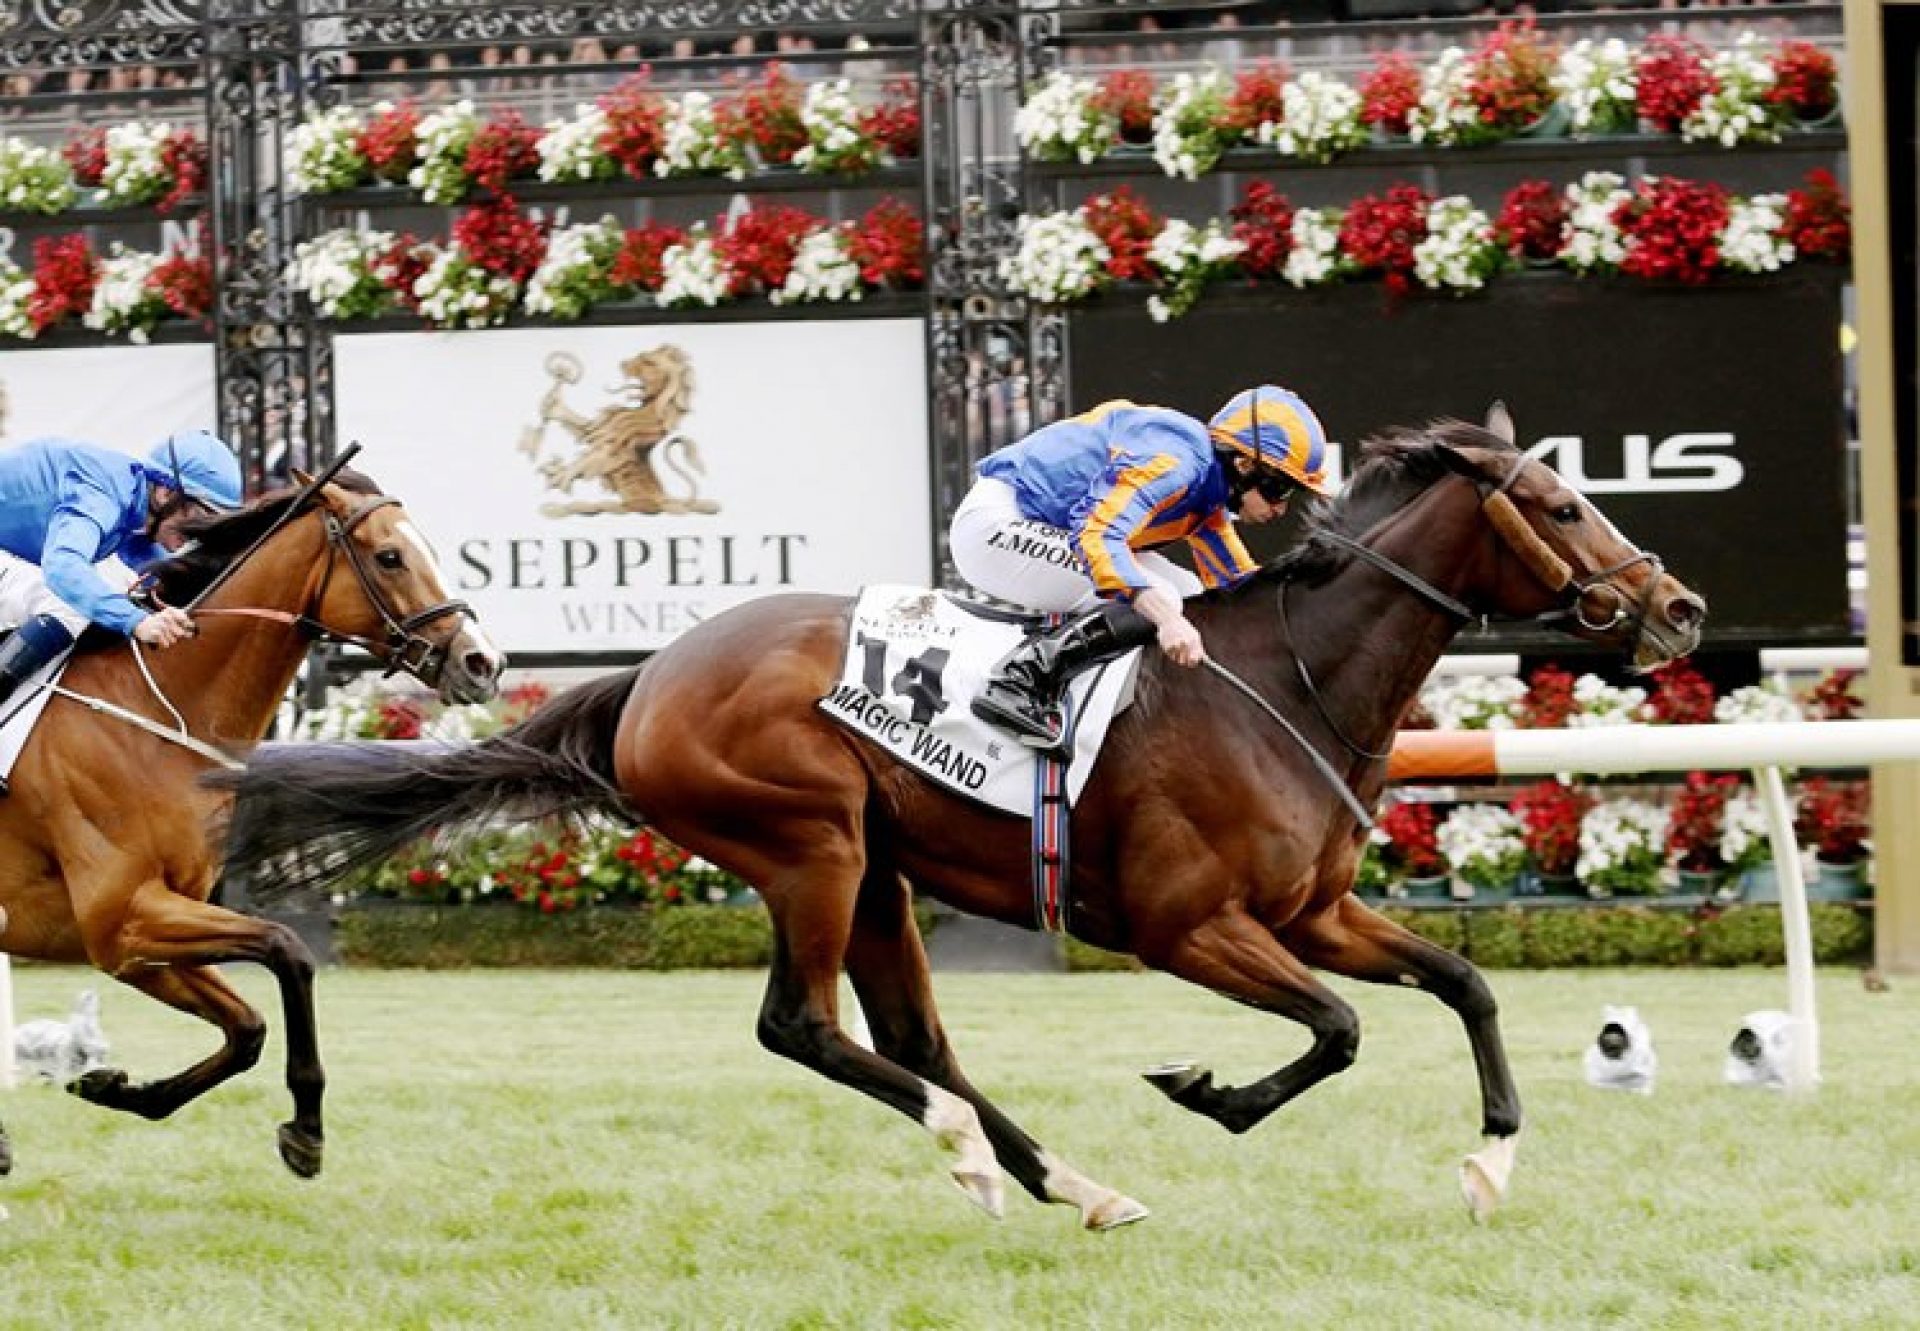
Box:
[0,613,75,796]
[972,601,1157,750]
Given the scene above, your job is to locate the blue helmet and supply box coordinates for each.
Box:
[146,430,243,512]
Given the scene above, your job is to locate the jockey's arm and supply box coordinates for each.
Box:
[1185,509,1262,590]
[42,507,148,637]
[1072,453,1185,603]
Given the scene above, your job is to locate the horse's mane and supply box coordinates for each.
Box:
[140,469,383,607]
[1260,419,1515,587]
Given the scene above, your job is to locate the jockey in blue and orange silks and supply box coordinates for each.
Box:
[951,385,1335,749]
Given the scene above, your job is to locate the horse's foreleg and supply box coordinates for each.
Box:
[82,884,325,1178]
[844,871,1147,1231]
[1144,908,1360,1135]
[71,964,266,1117]
[752,855,1007,1220]
[1287,895,1521,1222]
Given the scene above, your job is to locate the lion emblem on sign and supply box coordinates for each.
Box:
[518,345,721,518]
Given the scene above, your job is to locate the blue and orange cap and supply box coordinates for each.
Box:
[1207,386,1333,496]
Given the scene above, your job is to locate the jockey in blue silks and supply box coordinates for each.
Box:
[950,386,1333,749]
[0,430,243,764]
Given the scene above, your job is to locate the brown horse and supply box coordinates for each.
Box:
[0,467,503,1180]
[215,411,1704,1226]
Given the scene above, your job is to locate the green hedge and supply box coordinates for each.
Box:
[336,901,1871,970]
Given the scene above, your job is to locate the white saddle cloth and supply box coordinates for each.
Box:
[817,586,1140,817]
[0,650,71,786]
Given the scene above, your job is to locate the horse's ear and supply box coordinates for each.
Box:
[1433,439,1495,485]
[291,467,314,487]
[1485,401,1516,445]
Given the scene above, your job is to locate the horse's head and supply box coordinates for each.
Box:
[1428,405,1707,671]
[301,478,506,704]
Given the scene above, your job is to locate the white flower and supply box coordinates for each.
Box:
[1260,71,1366,164]
[658,227,730,307]
[1001,210,1110,304]
[791,79,880,174]
[1283,207,1344,287]
[1554,38,1637,136]
[1143,217,1243,321]
[1438,803,1526,887]
[1567,673,1647,727]
[1153,69,1234,180]
[536,104,615,183]
[523,218,624,319]
[1413,195,1500,292]
[656,91,747,179]
[0,257,36,338]
[409,100,481,203]
[1014,71,1116,165]
[1407,46,1483,147]
[1563,171,1631,274]
[1720,789,1773,869]
[1684,34,1782,147]
[1714,681,1804,725]
[287,105,368,195]
[0,136,76,214]
[413,246,518,329]
[84,244,166,342]
[1721,193,1794,274]
[286,227,396,320]
[1419,674,1527,730]
[773,224,864,305]
[101,121,175,205]
[1577,797,1669,890]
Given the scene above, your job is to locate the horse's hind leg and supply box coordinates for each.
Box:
[1143,907,1361,1135]
[1287,895,1521,1222]
[79,883,325,1178]
[752,848,1007,1219]
[844,869,1148,1231]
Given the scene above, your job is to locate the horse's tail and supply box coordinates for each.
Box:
[211,668,641,905]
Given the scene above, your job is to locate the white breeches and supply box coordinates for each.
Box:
[0,550,125,635]
[948,478,1201,614]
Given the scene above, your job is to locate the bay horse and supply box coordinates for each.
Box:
[0,465,503,1181]
[215,410,1705,1227]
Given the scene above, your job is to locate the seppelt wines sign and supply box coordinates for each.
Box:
[334,321,932,656]
[1068,272,1851,648]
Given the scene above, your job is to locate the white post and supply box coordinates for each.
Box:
[0,951,14,1091]
[1754,764,1820,1090]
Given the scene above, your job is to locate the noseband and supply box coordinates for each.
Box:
[300,494,475,683]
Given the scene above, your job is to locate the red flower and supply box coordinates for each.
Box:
[1463,20,1559,134]
[848,198,924,289]
[1766,40,1838,120]
[464,112,540,196]
[1359,52,1421,135]
[1082,187,1161,283]
[373,234,435,311]
[1636,34,1715,134]
[157,130,208,214]
[610,221,686,293]
[150,247,215,323]
[452,198,549,284]
[1222,61,1289,138]
[1782,168,1850,261]
[715,64,807,166]
[1614,176,1729,285]
[1800,667,1864,721]
[1495,180,1567,262]
[1646,658,1715,725]
[1667,771,1737,870]
[858,77,922,159]
[1795,777,1870,863]
[1094,69,1157,145]
[1339,183,1431,294]
[1230,181,1295,280]
[714,204,817,295]
[599,74,669,179]
[27,234,97,332]
[63,129,107,187]
[1510,779,1590,875]
[358,102,422,184]
[1379,800,1443,877]
[1520,663,1577,729]
[374,696,427,740]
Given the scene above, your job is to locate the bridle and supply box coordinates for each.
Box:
[177,445,476,687]
[1219,448,1670,828]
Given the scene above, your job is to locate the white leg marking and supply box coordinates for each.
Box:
[923,1085,1004,1220]
[1459,1131,1520,1224]
[1039,1151,1150,1232]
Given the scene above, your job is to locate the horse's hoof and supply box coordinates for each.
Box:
[1083,1192,1150,1231]
[1142,1061,1211,1102]
[950,1163,1005,1221]
[68,1068,129,1106]
[277,1123,325,1179]
[1458,1134,1519,1225]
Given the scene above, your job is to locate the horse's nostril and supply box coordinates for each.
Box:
[463,650,498,681]
[1665,597,1703,631]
